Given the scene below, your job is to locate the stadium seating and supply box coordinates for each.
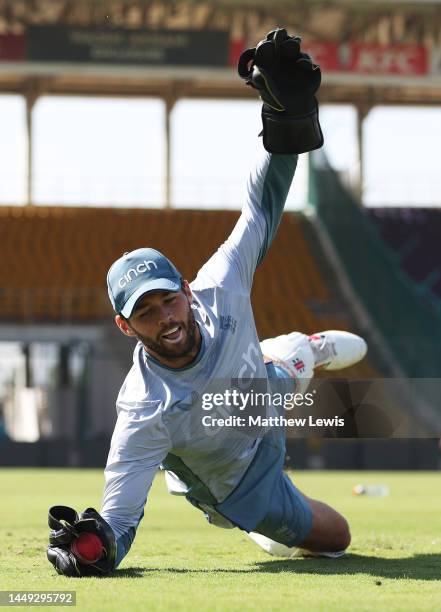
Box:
[0,205,376,375]
[367,208,441,300]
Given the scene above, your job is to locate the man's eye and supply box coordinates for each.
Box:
[164,296,176,303]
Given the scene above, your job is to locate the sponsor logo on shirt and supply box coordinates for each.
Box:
[238,341,260,388]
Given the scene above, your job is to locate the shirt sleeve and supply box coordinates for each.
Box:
[100,408,171,568]
[192,150,298,295]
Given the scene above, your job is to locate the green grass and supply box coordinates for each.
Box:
[1,469,441,611]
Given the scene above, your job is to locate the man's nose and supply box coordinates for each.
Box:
[158,305,173,327]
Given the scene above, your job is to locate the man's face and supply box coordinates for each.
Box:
[115,282,201,368]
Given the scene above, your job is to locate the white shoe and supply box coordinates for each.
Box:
[297,548,347,559]
[248,532,300,557]
[308,330,367,370]
[248,532,347,559]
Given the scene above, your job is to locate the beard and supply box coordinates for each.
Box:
[135,304,199,362]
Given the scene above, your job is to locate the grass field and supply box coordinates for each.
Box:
[1,469,441,611]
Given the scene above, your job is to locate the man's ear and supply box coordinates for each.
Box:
[182,280,192,302]
[115,314,137,337]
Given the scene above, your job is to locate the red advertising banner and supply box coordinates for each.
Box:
[229,38,245,68]
[304,41,428,76]
[343,43,428,75]
[0,34,26,60]
[303,42,340,72]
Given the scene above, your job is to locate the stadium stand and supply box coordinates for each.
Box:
[0,205,326,322]
[0,204,376,378]
[367,208,441,303]
[310,150,441,380]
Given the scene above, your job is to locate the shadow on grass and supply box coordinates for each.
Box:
[116,553,441,581]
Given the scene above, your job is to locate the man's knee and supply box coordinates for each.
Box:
[333,515,351,551]
[324,508,351,550]
[301,498,351,552]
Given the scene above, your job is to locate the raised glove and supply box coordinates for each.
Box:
[47,505,116,577]
[238,28,323,154]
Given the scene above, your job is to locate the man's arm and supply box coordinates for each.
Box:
[193,150,297,294]
[193,29,322,295]
[100,409,171,569]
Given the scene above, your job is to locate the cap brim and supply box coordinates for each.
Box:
[120,278,181,318]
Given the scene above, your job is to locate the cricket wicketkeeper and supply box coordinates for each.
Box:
[46,28,367,576]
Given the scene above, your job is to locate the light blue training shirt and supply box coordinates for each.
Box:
[100,150,298,565]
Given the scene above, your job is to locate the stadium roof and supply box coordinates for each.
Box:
[219,0,441,5]
[0,0,440,106]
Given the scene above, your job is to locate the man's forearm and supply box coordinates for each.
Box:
[247,151,298,266]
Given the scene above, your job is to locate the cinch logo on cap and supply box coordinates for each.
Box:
[106,247,182,318]
[118,260,158,288]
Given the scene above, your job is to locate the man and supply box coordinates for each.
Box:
[46,29,366,577]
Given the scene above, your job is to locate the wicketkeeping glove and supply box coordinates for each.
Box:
[47,505,116,577]
[238,28,323,154]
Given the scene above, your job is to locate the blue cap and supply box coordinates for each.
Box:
[107,248,182,318]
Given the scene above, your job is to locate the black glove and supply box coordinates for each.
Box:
[238,28,323,154]
[47,505,116,577]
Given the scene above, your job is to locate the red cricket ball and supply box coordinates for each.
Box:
[71,532,104,564]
